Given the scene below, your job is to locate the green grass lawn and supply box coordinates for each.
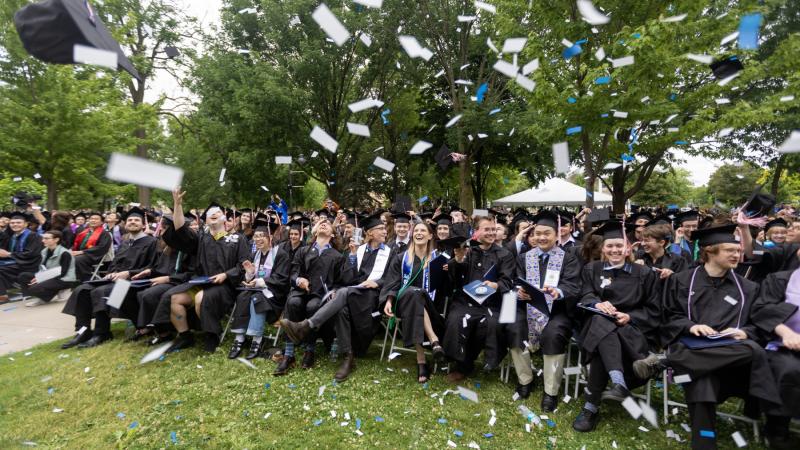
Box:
[0,325,765,449]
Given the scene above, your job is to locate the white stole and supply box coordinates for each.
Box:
[356,243,391,281]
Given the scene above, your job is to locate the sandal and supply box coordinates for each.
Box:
[431,341,445,363]
[417,362,430,384]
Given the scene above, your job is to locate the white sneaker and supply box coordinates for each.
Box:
[25,298,46,307]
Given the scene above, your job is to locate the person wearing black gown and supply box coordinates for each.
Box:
[282,212,391,381]
[516,211,582,410]
[380,221,447,383]
[571,221,661,433]
[70,211,112,281]
[274,216,352,374]
[128,214,194,344]
[279,218,308,261]
[642,224,782,450]
[750,268,800,450]
[635,221,687,283]
[443,216,515,383]
[388,212,411,255]
[60,208,158,348]
[228,215,291,360]
[161,190,251,353]
[0,212,43,304]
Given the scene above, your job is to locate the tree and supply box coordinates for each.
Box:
[630,168,694,207]
[707,163,762,207]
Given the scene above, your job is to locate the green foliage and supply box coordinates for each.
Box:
[630,168,695,207]
[707,163,763,207]
[301,178,328,210]
[0,175,45,210]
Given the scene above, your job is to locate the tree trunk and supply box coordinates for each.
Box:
[457,138,473,212]
[611,169,627,214]
[770,154,786,198]
[134,128,150,207]
[581,134,595,209]
[46,178,58,210]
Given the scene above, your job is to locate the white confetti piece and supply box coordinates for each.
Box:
[348,98,384,113]
[409,141,433,155]
[347,122,371,137]
[661,13,687,23]
[319,385,326,397]
[685,53,713,64]
[237,357,257,369]
[622,397,643,419]
[457,386,479,403]
[106,153,183,191]
[515,74,535,92]
[312,4,350,46]
[52,408,63,413]
[673,373,692,384]
[732,431,747,447]
[577,0,610,25]
[552,142,570,174]
[594,47,606,61]
[493,60,518,78]
[445,114,463,128]
[522,58,539,75]
[353,0,382,8]
[310,126,339,153]
[474,1,496,14]
[73,44,118,70]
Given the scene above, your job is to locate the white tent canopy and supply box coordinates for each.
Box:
[491,178,613,207]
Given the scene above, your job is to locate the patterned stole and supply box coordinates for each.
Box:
[524,246,565,350]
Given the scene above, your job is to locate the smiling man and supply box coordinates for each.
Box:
[0,212,43,304]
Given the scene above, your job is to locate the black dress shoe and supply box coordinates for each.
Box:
[168,332,195,351]
[78,333,113,348]
[61,331,92,349]
[203,333,220,353]
[601,383,631,402]
[301,350,315,369]
[431,341,445,363]
[273,356,295,376]
[149,334,174,346]
[572,408,600,432]
[515,380,534,399]
[541,393,558,412]
[280,319,311,343]
[245,339,262,360]
[228,339,245,359]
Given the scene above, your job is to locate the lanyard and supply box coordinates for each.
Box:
[687,266,746,328]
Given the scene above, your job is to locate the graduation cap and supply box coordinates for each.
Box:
[361,212,384,231]
[765,217,788,233]
[9,211,33,222]
[437,235,469,250]
[586,208,611,226]
[122,206,145,221]
[418,211,434,221]
[647,215,673,227]
[184,212,197,222]
[253,213,279,234]
[531,210,560,230]
[14,0,142,81]
[435,144,453,171]
[225,208,242,220]
[392,212,411,223]
[630,211,654,225]
[315,208,332,219]
[692,224,739,247]
[742,186,775,218]
[595,221,636,241]
[164,45,180,59]
[287,211,304,220]
[709,56,743,80]
[432,213,452,226]
[0,211,11,219]
[287,217,311,230]
[392,194,412,213]
[450,205,467,215]
[673,210,700,226]
[84,211,103,219]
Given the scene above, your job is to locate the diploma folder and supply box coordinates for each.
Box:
[514,277,550,318]
[577,303,618,320]
[679,335,744,350]
[188,276,214,285]
[462,280,496,305]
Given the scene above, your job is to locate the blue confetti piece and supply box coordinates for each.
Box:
[172,400,182,405]
[488,108,501,115]
[313,419,323,426]
[567,97,577,104]
[595,76,611,85]
[129,421,139,430]
[475,382,481,389]
[117,412,126,419]
[547,419,556,428]
[669,93,677,101]
[264,383,271,389]
[47,387,54,395]
[418,196,429,205]
[566,126,582,135]
[700,429,715,438]
[288,384,297,389]
[438,418,448,424]
[483,433,494,438]
[170,431,177,444]
[356,418,362,430]
[764,240,776,248]
[674,140,688,145]
[575,38,588,45]
[158,355,165,361]
[175,416,182,420]
[454,430,464,437]
[632,33,641,39]
[618,39,626,45]
[242,410,249,417]
[422,382,429,390]
[562,44,582,60]
[738,13,762,50]
[476,83,489,104]
[601,113,609,118]
[502,177,509,184]
[331,394,337,399]
[375,416,385,423]
[381,109,391,125]
[621,153,635,162]
[586,191,593,198]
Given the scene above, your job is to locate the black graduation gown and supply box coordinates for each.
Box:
[285,243,353,324]
[750,270,800,416]
[516,247,583,355]
[73,229,112,281]
[443,243,515,368]
[278,240,305,262]
[153,226,250,336]
[662,266,781,408]
[388,239,410,257]
[431,246,454,316]
[380,252,445,349]
[577,262,661,358]
[337,245,390,354]
[231,247,291,330]
[135,245,194,328]
[0,230,43,292]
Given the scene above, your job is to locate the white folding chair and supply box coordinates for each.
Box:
[89,246,115,281]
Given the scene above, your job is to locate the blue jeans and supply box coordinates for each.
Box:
[246,298,266,337]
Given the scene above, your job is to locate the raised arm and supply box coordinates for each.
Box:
[172,187,186,231]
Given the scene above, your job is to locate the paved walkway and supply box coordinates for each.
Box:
[0,298,75,356]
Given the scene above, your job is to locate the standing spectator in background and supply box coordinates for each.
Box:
[105,212,123,252]
[270,194,288,224]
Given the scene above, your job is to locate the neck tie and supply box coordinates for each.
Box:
[539,253,548,287]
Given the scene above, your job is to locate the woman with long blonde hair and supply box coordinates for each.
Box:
[381,222,445,383]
